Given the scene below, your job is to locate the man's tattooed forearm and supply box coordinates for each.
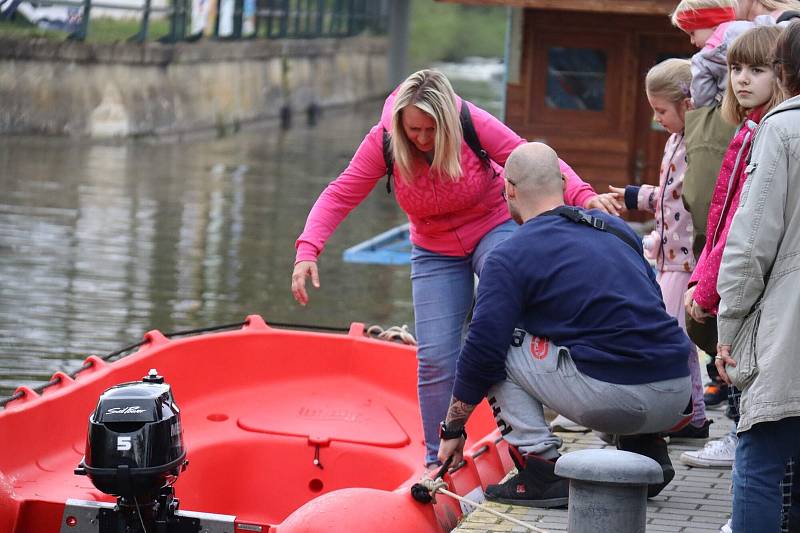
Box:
[445,397,477,429]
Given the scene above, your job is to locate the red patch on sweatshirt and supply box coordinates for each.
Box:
[530,336,550,360]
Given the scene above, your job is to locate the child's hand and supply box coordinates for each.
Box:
[684,286,696,315]
[607,186,626,208]
[608,185,625,198]
[684,286,712,323]
[586,193,623,216]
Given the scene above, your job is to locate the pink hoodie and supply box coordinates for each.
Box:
[295,91,597,261]
[689,108,764,313]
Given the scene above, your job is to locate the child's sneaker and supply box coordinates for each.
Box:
[667,419,713,440]
[704,380,728,407]
[680,434,737,468]
[719,518,732,533]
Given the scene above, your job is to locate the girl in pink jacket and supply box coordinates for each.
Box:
[686,27,784,320]
[610,59,708,436]
[291,69,612,467]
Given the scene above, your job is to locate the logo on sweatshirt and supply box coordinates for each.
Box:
[530,336,550,360]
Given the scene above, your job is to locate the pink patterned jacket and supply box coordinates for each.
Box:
[626,133,695,274]
[689,108,764,314]
[295,91,597,262]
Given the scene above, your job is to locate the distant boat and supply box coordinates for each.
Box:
[0,315,511,532]
[343,223,411,265]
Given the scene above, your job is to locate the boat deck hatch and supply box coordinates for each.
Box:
[237,395,410,447]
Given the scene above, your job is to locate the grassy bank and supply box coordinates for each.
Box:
[0,0,507,57]
[409,0,507,68]
[0,16,170,42]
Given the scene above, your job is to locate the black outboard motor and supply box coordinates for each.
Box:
[76,369,191,532]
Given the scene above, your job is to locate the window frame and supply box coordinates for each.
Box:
[528,30,624,132]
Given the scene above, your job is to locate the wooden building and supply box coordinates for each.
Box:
[439,0,693,192]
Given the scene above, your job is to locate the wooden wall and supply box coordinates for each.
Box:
[506,9,693,193]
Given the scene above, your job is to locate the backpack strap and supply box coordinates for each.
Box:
[542,206,643,258]
[381,100,495,195]
[459,101,492,171]
[383,127,394,194]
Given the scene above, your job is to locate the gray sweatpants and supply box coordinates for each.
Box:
[487,330,692,459]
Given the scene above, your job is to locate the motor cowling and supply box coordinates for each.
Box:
[76,369,187,499]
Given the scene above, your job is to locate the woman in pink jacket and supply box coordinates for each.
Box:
[291,69,614,467]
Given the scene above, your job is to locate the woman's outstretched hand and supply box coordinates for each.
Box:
[291,260,320,306]
[585,193,623,216]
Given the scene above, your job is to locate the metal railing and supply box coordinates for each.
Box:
[1,0,389,43]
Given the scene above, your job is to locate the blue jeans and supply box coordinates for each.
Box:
[732,417,800,533]
[410,219,517,465]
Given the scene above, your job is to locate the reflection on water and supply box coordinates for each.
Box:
[0,102,414,395]
[0,65,504,397]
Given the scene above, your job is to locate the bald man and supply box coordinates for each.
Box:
[436,143,692,507]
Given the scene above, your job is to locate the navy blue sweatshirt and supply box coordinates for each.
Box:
[453,208,691,405]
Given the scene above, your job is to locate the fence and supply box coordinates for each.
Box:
[0,0,390,42]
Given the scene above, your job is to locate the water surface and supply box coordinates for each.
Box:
[0,68,504,397]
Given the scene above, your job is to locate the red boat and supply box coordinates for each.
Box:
[0,315,512,533]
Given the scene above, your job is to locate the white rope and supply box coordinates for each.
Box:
[418,478,549,533]
[366,324,417,345]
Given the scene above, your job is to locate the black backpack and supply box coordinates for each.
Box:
[381,101,494,194]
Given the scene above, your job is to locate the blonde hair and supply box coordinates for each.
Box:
[646,58,693,103]
[391,70,462,182]
[671,0,737,27]
[721,25,785,124]
[754,0,800,11]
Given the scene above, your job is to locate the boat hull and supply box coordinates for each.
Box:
[0,316,512,532]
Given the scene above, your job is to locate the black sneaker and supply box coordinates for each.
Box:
[484,449,569,508]
[703,380,728,407]
[667,419,713,440]
[617,434,674,498]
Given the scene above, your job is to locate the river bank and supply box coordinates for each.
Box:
[0,35,388,137]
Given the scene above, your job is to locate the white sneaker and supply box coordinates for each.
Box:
[680,434,737,468]
[550,414,589,433]
[719,518,732,533]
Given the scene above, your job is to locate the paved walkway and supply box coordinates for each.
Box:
[455,405,734,533]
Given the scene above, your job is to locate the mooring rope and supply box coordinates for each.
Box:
[365,324,417,345]
[418,477,548,533]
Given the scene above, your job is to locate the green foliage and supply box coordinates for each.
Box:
[0,16,170,42]
[85,17,170,42]
[0,18,63,39]
[409,0,506,68]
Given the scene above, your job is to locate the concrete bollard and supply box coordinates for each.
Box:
[554,448,662,533]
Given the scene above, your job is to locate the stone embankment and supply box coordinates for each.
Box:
[0,35,387,137]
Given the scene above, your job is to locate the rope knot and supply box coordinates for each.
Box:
[366,324,417,345]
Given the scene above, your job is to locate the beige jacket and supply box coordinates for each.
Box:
[717,95,800,433]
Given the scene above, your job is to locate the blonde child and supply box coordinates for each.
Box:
[673,0,744,106]
[609,59,709,437]
[672,0,800,108]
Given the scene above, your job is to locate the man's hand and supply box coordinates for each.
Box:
[715,344,735,385]
[585,193,623,216]
[437,435,466,466]
[437,397,477,465]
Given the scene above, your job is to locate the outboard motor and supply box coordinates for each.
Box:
[75,369,190,532]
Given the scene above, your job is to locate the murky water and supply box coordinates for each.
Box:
[0,70,503,397]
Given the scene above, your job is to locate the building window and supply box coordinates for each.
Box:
[546,47,607,111]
